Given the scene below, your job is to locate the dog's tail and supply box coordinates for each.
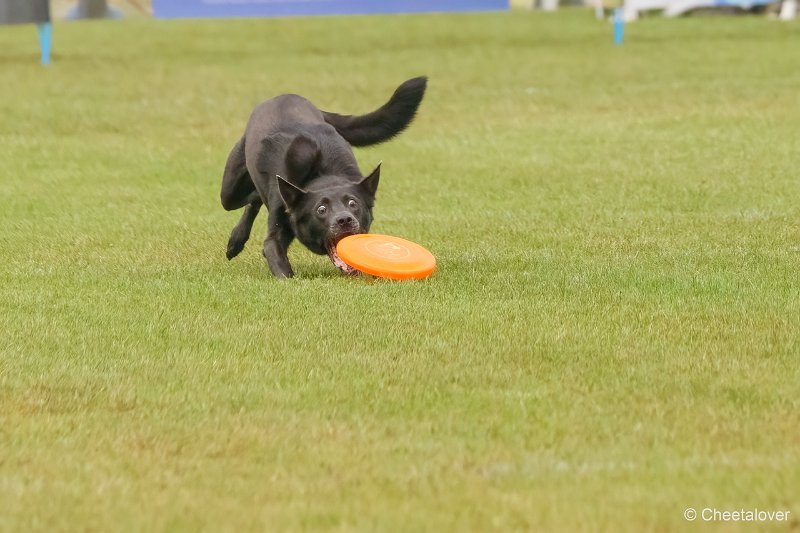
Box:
[322,76,427,147]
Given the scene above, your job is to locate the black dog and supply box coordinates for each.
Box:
[220,77,427,278]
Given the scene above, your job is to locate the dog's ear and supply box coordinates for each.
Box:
[276,175,308,210]
[358,162,381,198]
[285,135,321,186]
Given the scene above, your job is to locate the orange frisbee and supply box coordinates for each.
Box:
[336,234,436,280]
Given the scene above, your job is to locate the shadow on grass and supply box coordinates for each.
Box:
[224,254,370,282]
[0,51,146,67]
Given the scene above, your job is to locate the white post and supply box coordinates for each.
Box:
[595,0,605,19]
[779,0,797,19]
[541,0,558,11]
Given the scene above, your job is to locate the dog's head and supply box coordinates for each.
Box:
[277,164,380,274]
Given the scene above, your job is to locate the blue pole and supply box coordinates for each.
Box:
[613,7,624,46]
[37,22,53,65]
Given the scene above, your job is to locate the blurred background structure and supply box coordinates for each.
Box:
[0,0,795,65]
[0,0,51,63]
[64,0,123,19]
[51,0,148,18]
[2,0,795,23]
[0,0,50,23]
[516,0,795,18]
[149,0,508,18]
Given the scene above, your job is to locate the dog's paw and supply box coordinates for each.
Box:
[226,238,246,260]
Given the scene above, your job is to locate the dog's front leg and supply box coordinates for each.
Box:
[263,236,293,278]
[263,211,295,278]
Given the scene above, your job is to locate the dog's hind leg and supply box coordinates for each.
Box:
[220,136,257,211]
[226,200,262,260]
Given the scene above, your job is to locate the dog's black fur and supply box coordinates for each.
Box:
[220,77,427,278]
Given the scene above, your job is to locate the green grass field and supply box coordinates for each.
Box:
[1,10,799,532]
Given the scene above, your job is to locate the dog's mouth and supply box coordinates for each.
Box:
[326,232,359,275]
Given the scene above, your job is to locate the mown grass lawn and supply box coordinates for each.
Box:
[1,10,799,532]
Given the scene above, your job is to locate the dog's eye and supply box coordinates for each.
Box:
[316,205,327,216]
[347,199,358,209]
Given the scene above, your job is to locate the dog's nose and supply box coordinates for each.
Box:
[336,214,356,227]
